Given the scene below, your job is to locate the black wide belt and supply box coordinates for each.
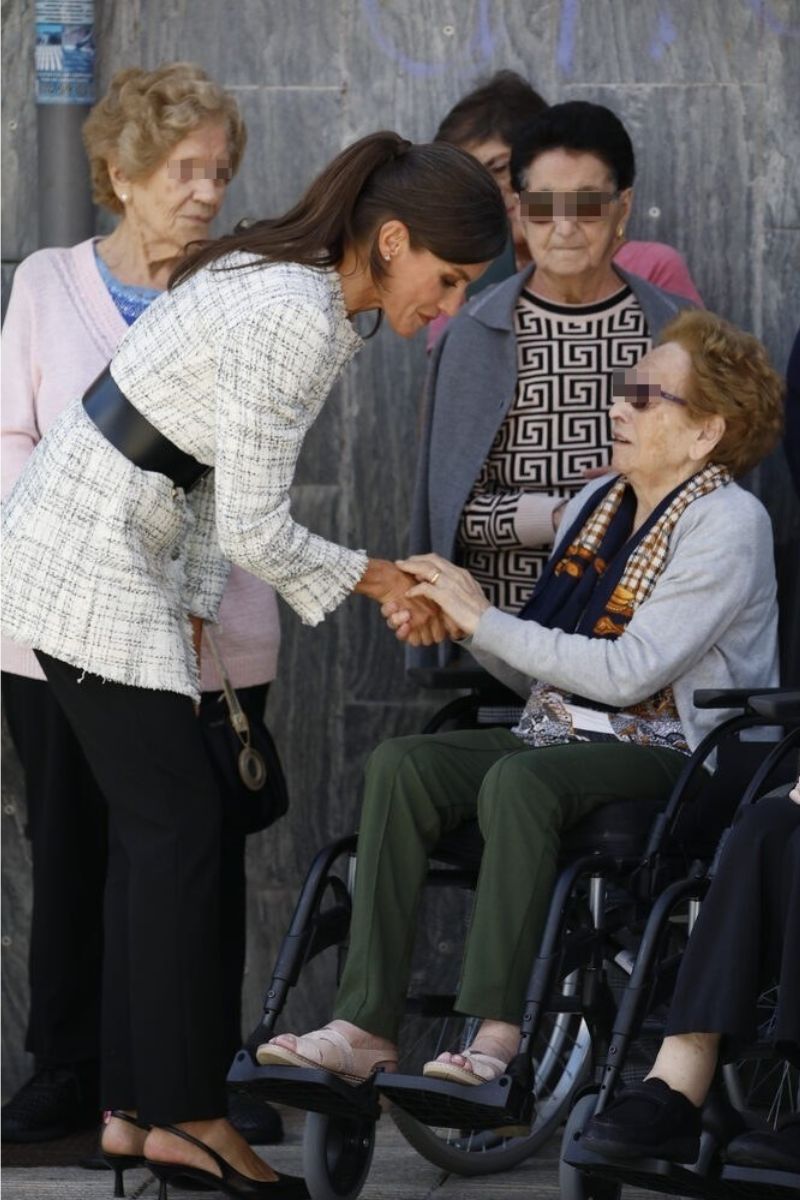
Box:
[82,367,210,492]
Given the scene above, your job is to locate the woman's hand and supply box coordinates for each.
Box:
[386,554,490,640]
[354,558,448,646]
[790,776,800,806]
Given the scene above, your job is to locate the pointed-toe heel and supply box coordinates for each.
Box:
[100,1110,150,1197]
[146,1123,308,1198]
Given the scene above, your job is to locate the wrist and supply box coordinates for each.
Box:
[354,557,393,599]
[551,498,569,532]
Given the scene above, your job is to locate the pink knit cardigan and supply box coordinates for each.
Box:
[1,238,280,690]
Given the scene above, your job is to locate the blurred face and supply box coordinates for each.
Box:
[609,343,723,490]
[113,120,232,252]
[514,148,632,289]
[375,225,489,337]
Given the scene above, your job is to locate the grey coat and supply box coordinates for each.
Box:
[408,264,696,669]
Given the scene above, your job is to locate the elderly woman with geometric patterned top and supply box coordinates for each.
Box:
[261,310,783,1094]
[410,100,698,666]
[1,134,507,1199]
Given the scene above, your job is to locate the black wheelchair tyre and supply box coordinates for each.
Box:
[302,1111,376,1200]
[559,1091,622,1200]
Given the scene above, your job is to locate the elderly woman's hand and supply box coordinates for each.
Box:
[388,554,491,639]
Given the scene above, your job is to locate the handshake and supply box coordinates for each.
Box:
[355,555,491,647]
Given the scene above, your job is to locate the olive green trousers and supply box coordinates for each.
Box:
[333,727,687,1041]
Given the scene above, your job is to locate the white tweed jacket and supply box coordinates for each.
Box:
[1,258,367,699]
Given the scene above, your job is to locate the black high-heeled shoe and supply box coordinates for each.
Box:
[145,1123,309,1199]
[100,1110,149,1198]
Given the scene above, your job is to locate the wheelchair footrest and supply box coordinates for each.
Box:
[565,1135,727,1200]
[227,1055,380,1121]
[721,1164,800,1198]
[374,1070,533,1131]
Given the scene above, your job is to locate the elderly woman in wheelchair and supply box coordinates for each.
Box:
[259,310,783,1093]
[581,775,800,1173]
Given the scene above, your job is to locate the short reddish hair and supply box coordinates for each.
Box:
[659,310,784,477]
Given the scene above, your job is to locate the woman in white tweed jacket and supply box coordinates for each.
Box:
[1,132,507,1196]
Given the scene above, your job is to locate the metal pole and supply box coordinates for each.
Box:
[35,0,95,247]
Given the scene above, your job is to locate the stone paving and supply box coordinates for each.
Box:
[0,1106,669,1199]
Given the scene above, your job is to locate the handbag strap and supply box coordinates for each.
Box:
[204,628,251,743]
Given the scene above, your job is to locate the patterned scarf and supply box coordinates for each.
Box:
[513,463,732,754]
[518,462,732,640]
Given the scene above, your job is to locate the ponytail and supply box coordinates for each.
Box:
[170,130,505,288]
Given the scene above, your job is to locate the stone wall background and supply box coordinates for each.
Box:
[2,0,799,1097]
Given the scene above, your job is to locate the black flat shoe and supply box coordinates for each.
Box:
[146,1123,309,1199]
[582,1078,702,1163]
[0,1065,99,1142]
[101,1110,149,1198]
[724,1114,800,1170]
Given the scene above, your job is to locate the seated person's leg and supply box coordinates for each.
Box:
[428,741,687,1084]
[258,726,521,1079]
[584,786,800,1163]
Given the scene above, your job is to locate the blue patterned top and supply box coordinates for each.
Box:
[94,245,161,325]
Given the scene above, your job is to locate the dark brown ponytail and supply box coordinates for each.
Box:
[170,130,506,288]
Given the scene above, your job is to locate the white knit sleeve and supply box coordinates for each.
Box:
[213,302,367,624]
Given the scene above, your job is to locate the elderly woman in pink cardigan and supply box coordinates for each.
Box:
[0,64,283,1155]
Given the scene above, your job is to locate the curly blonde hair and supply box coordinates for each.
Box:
[82,63,246,214]
[659,310,784,477]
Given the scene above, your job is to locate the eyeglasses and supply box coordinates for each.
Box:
[520,189,620,223]
[612,370,688,411]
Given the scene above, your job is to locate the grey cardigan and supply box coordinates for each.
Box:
[463,474,779,753]
[408,264,695,669]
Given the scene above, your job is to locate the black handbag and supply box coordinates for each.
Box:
[201,631,289,835]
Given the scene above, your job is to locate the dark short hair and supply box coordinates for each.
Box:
[510,100,636,193]
[435,70,548,148]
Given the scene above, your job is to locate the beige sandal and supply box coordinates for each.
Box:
[422,1049,508,1087]
[256,1025,397,1085]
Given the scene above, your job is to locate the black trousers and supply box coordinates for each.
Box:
[2,673,263,1084]
[666,791,800,1062]
[24,654,261,1123]
[2,672,106,1069]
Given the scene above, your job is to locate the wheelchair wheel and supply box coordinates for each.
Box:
[302,1111,376,1200]
[558,1091,621,1200]
[723,980,799,1128]
[391,970,591,1175]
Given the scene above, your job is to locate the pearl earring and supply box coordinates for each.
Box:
[120,193,128,203]
[384,253,391,261]
[617,225,624,238]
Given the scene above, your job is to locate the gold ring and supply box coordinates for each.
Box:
[429,570,441,585]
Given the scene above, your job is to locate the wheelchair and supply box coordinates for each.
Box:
[561,690,800,1200]
[228,684,796,1200]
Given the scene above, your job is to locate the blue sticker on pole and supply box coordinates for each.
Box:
[36,0,95,105]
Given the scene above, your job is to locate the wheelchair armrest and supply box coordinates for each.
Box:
[748,691,800,723]
[693,686,786,710]
[407,663,494,691]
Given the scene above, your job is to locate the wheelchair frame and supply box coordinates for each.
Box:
[562,692,800,1200]
[228,689,795,1199]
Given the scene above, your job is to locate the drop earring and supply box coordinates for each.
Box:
[617,224,624,238]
